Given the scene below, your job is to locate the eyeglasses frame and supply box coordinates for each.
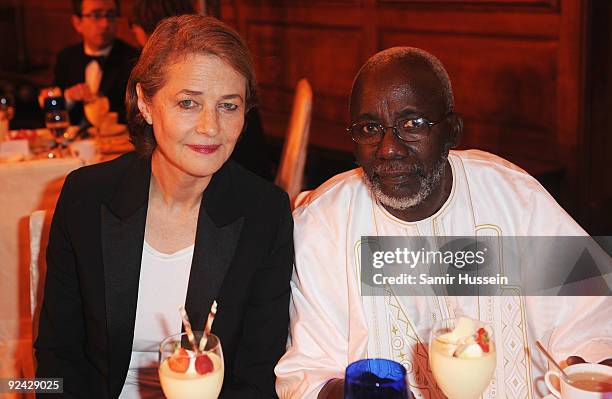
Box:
[347,111,454,145]
[78,10,118,21]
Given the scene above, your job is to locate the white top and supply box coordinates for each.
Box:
[275,150,612,399]
[84,43,112,95]
[119,240,194,399]
[65,44,112,110]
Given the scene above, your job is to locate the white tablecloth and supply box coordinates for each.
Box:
[0,157,81,394]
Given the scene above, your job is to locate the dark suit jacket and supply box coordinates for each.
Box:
[53,39,139,125]
[35,152,294,398]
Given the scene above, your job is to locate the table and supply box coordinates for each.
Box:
[0,157,82,392]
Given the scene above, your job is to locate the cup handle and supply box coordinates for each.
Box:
[544,370,561,398]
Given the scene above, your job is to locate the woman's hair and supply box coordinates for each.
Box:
[129,0,195,35]
[125,14,257,156]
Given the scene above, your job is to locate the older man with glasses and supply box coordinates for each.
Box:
[275,47,612,399]
[53,0,138,125]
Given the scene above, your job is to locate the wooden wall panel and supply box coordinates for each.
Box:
[0,3,20,69]
[225,1,578,159]
[245,0,360,5]
[377,0,559,12]
[579,0,612,234]
[246,22,364,150]
[373,10,560,39]
[248,23,362,97]
[21,1,77,68]
[7,0,138,83]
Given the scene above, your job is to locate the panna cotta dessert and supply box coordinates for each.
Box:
[430,317,496,399]
[159,346,224,399]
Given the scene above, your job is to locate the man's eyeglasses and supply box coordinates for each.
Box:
[347,111,453,145]
[80,10,118,21]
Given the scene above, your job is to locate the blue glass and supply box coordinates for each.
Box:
[44,97,70,146]
[344,358,412,399]
[44,96,66,111]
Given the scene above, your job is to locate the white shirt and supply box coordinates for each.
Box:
[275,150,612,399]
[65,44,112,111]
[119,241,194,399]
[84,43,111,95]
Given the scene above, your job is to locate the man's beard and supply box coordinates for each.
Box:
[362,153,449,211]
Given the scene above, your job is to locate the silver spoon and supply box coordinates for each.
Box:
[535,340,573,383]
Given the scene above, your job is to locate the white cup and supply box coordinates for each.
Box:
[545,363,612,398]
[69,139,98,164]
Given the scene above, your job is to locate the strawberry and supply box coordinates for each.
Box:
[168,348,190,373]
[195,354,214,375]
[476,327,490,352]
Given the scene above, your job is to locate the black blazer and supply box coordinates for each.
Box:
[53,39,139,124]
[35,152,294,398]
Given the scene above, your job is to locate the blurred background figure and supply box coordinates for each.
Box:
[129,0,196,47]
[129,0,273,180]
[53,0,138,125]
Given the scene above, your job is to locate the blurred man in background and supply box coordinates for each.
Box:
[53,0,138,124]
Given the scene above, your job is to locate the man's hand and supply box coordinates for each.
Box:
[64,83,94,103]
[318,378,344,399]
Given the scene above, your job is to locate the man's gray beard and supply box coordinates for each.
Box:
[363,154,448,211]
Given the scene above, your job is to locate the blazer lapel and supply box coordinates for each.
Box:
[98,40,120,97]
[185,162,245,330]
[100,155,151,396]
[73,45,88,84]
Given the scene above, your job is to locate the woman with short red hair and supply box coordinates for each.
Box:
[36,15,293,399]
